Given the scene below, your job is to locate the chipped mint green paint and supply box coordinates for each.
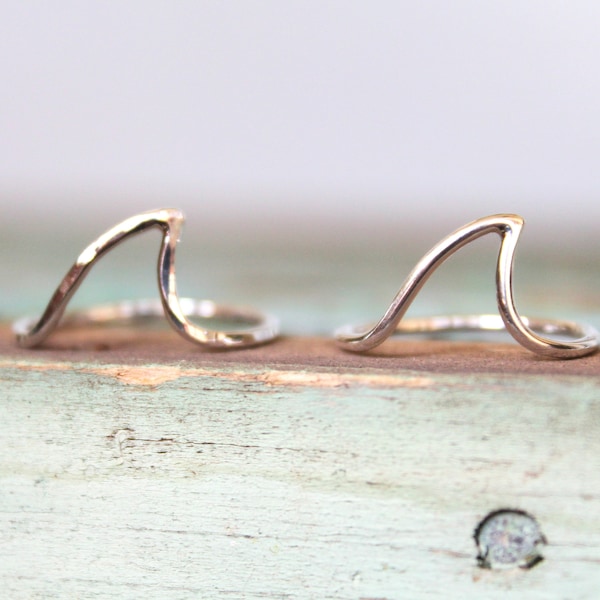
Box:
[1,360,599,599]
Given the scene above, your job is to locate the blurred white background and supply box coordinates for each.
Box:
[1,1,600,241]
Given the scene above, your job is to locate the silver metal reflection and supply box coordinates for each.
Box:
[335,214,598,358]
[14,208,280,349]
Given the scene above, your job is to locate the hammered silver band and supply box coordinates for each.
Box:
[335,214,598,359]
[14,209,280,349]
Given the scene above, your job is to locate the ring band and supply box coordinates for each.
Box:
[13,298,280,349]
[14,209,280,349]
[336,313,597,345]
[335,214,598,359]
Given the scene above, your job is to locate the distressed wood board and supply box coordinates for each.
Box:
[1,324,599,599]
[2,213,600,598]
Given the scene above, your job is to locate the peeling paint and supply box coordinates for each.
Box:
[2,360,433,389]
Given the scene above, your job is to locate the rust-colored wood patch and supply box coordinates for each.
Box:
[1,324,598,376]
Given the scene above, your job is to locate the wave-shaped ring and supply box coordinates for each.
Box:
[14,208,280,349]
[335,214,598,359]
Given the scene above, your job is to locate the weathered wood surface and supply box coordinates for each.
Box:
[1,325,599,599]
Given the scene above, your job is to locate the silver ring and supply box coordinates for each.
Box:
[14,208,280,349]
[335,214,598,359]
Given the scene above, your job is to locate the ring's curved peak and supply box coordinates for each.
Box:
[334,214,598,359]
